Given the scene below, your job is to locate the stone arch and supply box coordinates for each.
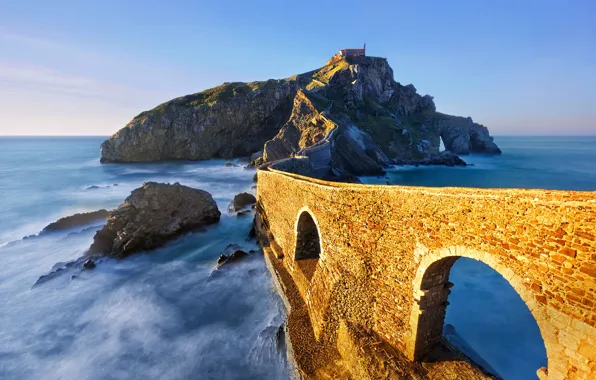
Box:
[405,246,550,374]
[294,207,322,281]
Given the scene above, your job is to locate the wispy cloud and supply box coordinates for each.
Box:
[0,63,162,104]
[0,29,113,63]
[0,29,176,135]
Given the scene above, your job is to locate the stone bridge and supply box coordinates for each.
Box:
[256,168,596,380]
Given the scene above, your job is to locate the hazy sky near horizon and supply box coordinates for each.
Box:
[0,0,595,136]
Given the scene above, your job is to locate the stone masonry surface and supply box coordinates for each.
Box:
[256,168,596,380]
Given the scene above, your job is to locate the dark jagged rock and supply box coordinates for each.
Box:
[82,259,96,270]
[41,209,110,234]
[330,128,385,176]
[88,182,220,258]
[437,114,501,155]
[250,151,263,167]
[215,250,250,270]
[229,192,257,212]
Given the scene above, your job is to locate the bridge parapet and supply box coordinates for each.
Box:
[257,168,596,380]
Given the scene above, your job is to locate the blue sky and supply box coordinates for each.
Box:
[0,0,594,136]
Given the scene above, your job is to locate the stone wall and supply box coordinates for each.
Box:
[256,168,596,380]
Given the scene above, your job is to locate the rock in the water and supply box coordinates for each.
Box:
[41,209,110,234]
[250,151,263,167]
[215,250,249,270]
[88,182,220,258]
[247,222,256,241]
[82,259,96,269]
[250,151,262,161]
[394,151,467,167]
[33,256,91,287]
[229,192,256,212]
[438,115,501,155]
[421,151,467,166]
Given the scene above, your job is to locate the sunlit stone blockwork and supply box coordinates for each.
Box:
[256,168,596,380]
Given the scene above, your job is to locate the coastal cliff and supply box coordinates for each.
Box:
[101,54,500,173]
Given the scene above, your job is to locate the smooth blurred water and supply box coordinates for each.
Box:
[0,137,289,380]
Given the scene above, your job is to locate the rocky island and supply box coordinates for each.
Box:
[100,54,500,177]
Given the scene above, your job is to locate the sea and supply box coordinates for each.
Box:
[0,136,594,380]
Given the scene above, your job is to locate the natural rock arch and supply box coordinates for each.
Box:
[406,246,549,375]
[293,208,323,282]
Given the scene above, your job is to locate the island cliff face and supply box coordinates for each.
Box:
[101,55,500,173]
[100,77,310,162]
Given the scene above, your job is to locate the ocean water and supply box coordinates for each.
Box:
[372,136,596,190]
[0,137,290,380]
[1,136,594,380]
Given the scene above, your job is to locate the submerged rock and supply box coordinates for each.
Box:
[229,192,257,212]
[41,209,110,234]
[88,182,220,258]
[33,256,94,287]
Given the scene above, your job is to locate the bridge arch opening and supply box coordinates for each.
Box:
[294,210,321,281]
[409,252,548,379]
